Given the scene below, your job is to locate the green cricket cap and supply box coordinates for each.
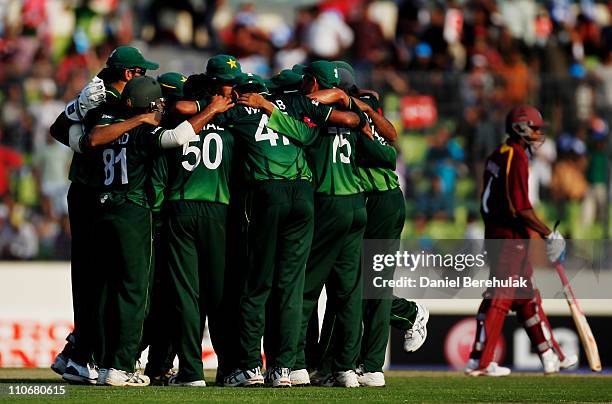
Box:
[304,60,340,89]
[206,54,242,81]
[292,64,306,75]
[234,73,270,94]
[268,69,303,90]
[334,60,354,76]
[157,72,187,98]
[106,46,159,70]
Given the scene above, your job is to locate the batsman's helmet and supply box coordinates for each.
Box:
[122,76,163,109]
[505,105,546,145]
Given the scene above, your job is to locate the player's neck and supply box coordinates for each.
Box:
[111,81,127,94]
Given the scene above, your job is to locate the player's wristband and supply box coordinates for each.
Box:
[68,124,85,153]
[65,98,83,122]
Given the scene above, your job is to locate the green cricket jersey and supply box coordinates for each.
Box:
[223,94,332,183]
[356,94,400,193]
[89,116,168,208]
[150,117,234,209]
[267,104,361,196]
[69,85,123,187]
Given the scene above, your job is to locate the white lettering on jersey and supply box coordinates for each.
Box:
[204,123,225,131]
[486,160,500,178]
[244,106,260,115]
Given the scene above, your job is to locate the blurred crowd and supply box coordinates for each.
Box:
[1,0,611,259]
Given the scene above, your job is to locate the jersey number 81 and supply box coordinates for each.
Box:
[103,147,127,185]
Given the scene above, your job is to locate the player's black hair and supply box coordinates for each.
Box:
[184,73,213,101]
[234,83,268,96]
[103,67,129,84]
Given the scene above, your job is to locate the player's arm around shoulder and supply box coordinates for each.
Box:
[158,95,234,149]
[306,89,362,128]
[87,112,162,148]
[353,94,397,142]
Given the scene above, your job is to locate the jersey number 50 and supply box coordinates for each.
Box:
[182,132,223,171]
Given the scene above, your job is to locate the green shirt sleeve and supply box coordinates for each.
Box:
[357,134,397,170]
[268,108,320,146]
[149,153,169,212]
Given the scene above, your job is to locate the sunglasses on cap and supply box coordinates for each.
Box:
[129,67,147,76]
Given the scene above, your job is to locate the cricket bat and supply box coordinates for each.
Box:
[555,262,602,372]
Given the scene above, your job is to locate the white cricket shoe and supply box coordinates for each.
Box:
[541,349,560,374]
[264,367,291,388]
[466,361,511,377]
[104,368,150,386]
[224,367,265,387]
[168,375,206,387]
[404,303,429,353]
[289,369,310,386]
[357,371,385,387]
[560,353,578,369]
[51,353,69,376]
[333,370,360,388]
[62,359,98,385]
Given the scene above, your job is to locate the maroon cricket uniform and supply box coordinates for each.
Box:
[481,138,534,287]
[481,138,532,239]
[469,137,561,370]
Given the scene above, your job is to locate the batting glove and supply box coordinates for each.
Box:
[65,76,106,122]
[545,230,566,263]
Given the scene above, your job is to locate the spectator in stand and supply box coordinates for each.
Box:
[499,0,538,47]
[306,7,353,60]
[409,42,434,71]
[53,213,71,260]
[551,131,589,221]
[582,117,609,225]
[348,1,390,71]
[575,12,601,59]
[34,196,60,259]
[426,125,465,197]
[420,6,449,70]
[1,83,33,152]
[528,132,556,206]
[0,203,13,257]
[0,142,23,199]
[27,79,64,156]
[594,48,612,118]
[500,47,532,105]
[33,133,70,216]
[5,202,38,260]
[55,40,99,87]
[225,3,272,75]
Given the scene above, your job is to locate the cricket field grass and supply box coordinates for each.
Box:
[1,368,611,403]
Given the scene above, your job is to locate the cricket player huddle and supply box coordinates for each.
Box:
[47,45,573,388]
